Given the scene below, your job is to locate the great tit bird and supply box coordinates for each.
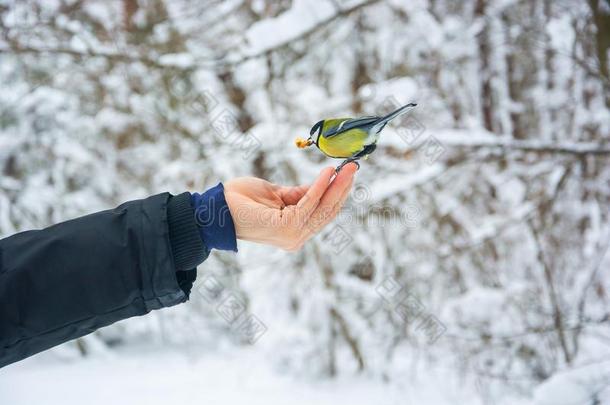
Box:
[295,103,417,172]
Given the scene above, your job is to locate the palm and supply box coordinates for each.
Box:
[229,178,307,209]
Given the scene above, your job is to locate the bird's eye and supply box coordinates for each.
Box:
[310,120,323,136]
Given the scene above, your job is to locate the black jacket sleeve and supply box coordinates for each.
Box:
[0,192,209,368]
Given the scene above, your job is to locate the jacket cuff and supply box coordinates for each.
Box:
[167,192,210,271]
[191,183,238,252]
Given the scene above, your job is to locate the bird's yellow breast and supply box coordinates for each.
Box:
[317,129,368,158]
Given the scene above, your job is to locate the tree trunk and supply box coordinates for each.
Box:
[475,0,495,133]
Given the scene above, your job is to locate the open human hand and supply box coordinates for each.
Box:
[223,163,358,251]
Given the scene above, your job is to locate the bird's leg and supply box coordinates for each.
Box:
[337,144,375,172]
[335,157,360,173]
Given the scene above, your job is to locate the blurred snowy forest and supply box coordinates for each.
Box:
[1,0,610,403]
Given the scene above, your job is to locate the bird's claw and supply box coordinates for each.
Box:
[335,159,360,173]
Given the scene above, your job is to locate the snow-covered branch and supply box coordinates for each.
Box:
[220,0,383,68]
[441,139,610,156]
[380,132,610,157]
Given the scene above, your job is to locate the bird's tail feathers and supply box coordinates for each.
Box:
[377,103,417,126]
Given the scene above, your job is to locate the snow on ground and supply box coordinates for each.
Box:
[1,347,389,405]
[533,363,610,405]
[0,342,497,405]
[0,333,607,405]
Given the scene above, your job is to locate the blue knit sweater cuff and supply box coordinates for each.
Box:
[191,183,238,252]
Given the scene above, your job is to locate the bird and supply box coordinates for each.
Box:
[295,103,417,172]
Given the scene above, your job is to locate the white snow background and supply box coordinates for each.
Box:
[1,0,610,404]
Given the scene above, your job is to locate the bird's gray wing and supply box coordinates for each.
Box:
[323,116,380,138]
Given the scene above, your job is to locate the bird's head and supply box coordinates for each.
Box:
[295,120,323,149]
[309,120,323,142]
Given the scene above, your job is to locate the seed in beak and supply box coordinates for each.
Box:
[295,137,313,148]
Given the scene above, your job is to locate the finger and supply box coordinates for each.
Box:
[278,184,309,206]
[296,166,335,215]
[336,177,355,208]
[317,163,357,213]
[308,177,354,234]
[306,163,357,231]
[295,177,354,249]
